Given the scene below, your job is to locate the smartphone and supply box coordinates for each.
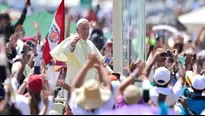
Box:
[34,66,41,74]
[26,41,34,47]
[166,50,172,58]
[160,52,166,57]
[160,50,172,58]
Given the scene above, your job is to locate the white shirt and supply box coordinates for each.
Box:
[149,82,183,106]
[15,94,54,115]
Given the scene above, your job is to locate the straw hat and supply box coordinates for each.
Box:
[123,85,141,104]
[75,79,111,110]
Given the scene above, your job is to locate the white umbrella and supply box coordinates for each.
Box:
[178,6,205,33]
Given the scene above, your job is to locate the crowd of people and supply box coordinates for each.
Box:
[0,0,205,115]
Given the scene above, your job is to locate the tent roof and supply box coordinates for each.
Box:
[179,6,205,24]
[178,6,205,33]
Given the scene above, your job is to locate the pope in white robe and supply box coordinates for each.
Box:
[50,18,113,86]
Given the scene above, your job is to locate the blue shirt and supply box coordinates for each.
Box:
[180,92,205,115]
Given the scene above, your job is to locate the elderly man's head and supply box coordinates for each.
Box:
[76,18,90,40]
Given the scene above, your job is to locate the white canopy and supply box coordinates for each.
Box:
[178,6,205,33]
[152,25,179,35]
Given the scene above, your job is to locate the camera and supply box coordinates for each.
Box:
[160,50,172,57]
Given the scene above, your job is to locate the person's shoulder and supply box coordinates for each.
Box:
[65,36,75,41]
[149,87,158,96]
[16,94,29,105]
[87,39,96,46]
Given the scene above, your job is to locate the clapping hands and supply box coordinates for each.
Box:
[87,53,101,69]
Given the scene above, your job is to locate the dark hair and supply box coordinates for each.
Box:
[0,105,22,115]
[90,29,105,51]
[1,13,10,21]
[191,86,204,94]
[29,92,41,115]
[0,13,3,20]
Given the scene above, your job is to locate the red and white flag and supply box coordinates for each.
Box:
[43,0,65,65]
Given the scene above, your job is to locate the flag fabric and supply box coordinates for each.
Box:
[43,0,65,65]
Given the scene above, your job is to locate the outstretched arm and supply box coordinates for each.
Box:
[14,0,30,28]
[116,60,146,99]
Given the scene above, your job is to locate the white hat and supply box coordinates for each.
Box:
[75,79,111,110]
[76,18,89,28]
[154,67,170,85]
[192,75,205,90]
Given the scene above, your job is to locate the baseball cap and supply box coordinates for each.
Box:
[154,67,170,86]
[28,75,43,93]
[109,75,118,81]
[192,75,205,90]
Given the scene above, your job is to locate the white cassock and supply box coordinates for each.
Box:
[50,36,113,85]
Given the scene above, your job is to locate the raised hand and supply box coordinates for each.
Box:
[153,48,166,61]
[175,35,184,44]
[25,0,31,8]
[71,36,81,47]
[32,22,39,29]
[135,60,146,76]
[171,49,178,60]
[8,32,19,48]
[56,79,71,91]
[67,14,73,22]
[87,53,101,68]
[184,53,195,66]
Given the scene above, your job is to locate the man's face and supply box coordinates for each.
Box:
[0,19,9,28]
[165,57,174,70]
[77,22,90,40]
